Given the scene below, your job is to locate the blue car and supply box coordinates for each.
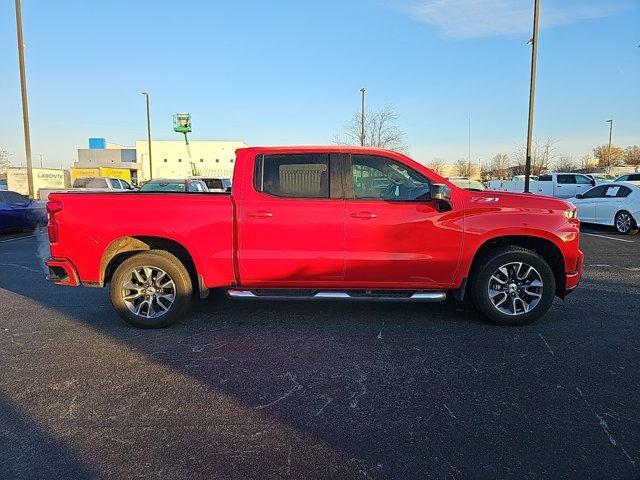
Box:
[0,190,47,233]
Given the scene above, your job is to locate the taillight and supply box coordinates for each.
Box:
[46,200,63,243]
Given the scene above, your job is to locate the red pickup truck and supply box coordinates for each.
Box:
[45,146,583,328]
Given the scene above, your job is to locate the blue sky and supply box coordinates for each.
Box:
[0,0,638,168]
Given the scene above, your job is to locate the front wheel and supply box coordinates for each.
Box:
[470,247,556,326]
[615,211,637,235]
[109,250,193,328]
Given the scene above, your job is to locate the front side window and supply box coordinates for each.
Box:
[628,174,640,181]
[576,175,593,185]
[351,155,430,201]
[109,179,121,189]
[557,175,576,185]
[254,154,330,199]
[582,185,607,199]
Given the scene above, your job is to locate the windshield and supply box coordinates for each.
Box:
[140,181,186,192]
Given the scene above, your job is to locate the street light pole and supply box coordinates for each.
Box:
[14,0,34,198]
[38,153,43,168]
[142,92,153,179]
[360,87,366,147]
[606,119,613,173]
[524,0,540,193]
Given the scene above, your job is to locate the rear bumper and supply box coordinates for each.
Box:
[45,257,80,287]
[564,249,584,295]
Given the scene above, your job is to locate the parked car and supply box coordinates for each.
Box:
[614,173,640,185]
[38,177,134,201]
[447,177,486,191]
[0,179,7,190]
[488,173,595,199]
[139,178,209,193]
[191,177,232,192]
[571,182,640,234]
[44,146,583,329]
[0,190,47,233]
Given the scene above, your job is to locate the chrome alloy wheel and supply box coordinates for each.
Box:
[121,266,176,318]
[488,262,543,316]
[616,212,632,234]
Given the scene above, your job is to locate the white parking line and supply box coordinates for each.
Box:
[0,234,45,243]
[582,233,635,243]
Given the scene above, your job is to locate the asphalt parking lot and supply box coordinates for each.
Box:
[0,226,638,479]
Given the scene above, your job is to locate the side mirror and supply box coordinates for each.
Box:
[430,183,452,211]
[575,194,583,199]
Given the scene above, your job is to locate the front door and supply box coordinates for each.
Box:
[343,154,463,289]
[596,184,630,225]
[236,152,346,287]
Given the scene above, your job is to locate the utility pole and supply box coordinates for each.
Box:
[360,87,366,147]
[14,0,34,198]
[524,0,540,193]
[142,92,153,179]
[606,119,613,173]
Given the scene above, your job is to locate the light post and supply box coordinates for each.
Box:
[14,0,34,198]
[360,88,366,147]
[524,0,540,193]
[37,153,43,168]
[142,92,153,179]
[606,119,613,173]
[468,117,471,177]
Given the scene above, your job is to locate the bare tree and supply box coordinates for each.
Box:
[579,155,597,173]
[593,144,624,173]
[334,105,407,152]
[512,139,556,176]
[624,145,640,171]
[427,158,446,176]
[487,153,510,179]
[0,149,10,171]
[453,158,472,177]
[554,155,578,172]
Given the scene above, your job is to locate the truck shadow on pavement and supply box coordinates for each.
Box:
[1,240,640,479]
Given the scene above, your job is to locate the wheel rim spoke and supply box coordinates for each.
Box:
[487,261,543,317]
[122,266,176,319]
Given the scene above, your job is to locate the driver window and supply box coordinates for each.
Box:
[351,155,430,201]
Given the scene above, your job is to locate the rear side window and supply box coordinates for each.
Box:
[73,178,88,188]
[617,186,632,198]
[557,175,576,184]
[86,178,108,188]
[538,175,552,182]
[254,154,330,199]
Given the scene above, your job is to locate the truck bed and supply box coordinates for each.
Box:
[48,192,236,288]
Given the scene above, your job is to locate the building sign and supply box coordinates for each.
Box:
[7,168,68,197]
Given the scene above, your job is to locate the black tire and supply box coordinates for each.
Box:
[614,210,637,235]
[470,247,556,326]
[109,250,193,328]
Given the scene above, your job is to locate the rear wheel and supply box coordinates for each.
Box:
[470,247,556,326]
[615,210,637,235]
[109,250,193,328]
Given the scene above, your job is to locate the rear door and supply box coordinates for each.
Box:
[596,185,630,225]
[343,154,463,289]
[236,152,346,287]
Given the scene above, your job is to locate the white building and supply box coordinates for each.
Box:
[135,140,247,181]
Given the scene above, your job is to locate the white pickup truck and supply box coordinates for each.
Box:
[488,173,597,199]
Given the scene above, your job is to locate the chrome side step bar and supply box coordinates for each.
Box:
[227,290,446,302]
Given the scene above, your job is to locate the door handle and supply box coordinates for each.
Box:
[350,211,377,219]
[246,210,273,218]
